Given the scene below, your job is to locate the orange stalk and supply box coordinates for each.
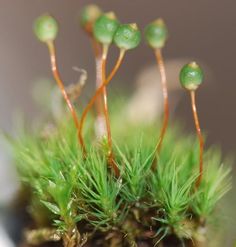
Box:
[78,49,125,173]
[46,41,84,152]
[91,38,107,138]
[94,52,103,105]
[154,48,169,154]
[190,90,204,187]
[91,37,101,58]
[100,53,112,148]
[101,47,118,176]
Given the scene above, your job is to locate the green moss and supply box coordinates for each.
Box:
[34,15,58,42]
[114,23,141,50]
[80,4,102,28]
[145,18,168,49]
[180,62,204,91]
[93,12,120,45]
[16,7,232,246]
[10,100,231,244]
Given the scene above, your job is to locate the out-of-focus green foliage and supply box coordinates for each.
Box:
[9,100,231,245]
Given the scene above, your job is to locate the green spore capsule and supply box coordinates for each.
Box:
[34,15,58,43]
[93,12,120,45]
[179,62,204,91]
[114,23,141,50]
[145,18,168,49]
[80,4,102,33]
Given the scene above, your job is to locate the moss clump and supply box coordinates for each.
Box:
[10,105,231,246]
[9,5,231,247]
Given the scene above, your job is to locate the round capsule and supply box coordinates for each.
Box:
[93,12,120,45]
[80,4,102,33]
[34,15,58,43]
[179,62,204,91]
[145,19,168,49]
[114,23,141,50]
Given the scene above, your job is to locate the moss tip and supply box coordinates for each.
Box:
[105,12,117,20]
[129,23,138,30]
[189,61,198,68]
[179,62,204,91]
[153,18,165,26]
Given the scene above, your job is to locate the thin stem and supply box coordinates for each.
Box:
[190,90,204,188]
[92,39,107,139]
[100,48,120,176]
[91,37,101,58]
[90,35,107,139]
[154,48,169,155]
[46,41,84,153]
[78,49,125,174]
[101,45,112,156]
[101,47,116,175]
[78,49,125,139]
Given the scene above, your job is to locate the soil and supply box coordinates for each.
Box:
[19,236,194,247]
[14,192,196,247]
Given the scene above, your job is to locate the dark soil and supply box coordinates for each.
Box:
[19,236,194,247]
[15,191,195,247]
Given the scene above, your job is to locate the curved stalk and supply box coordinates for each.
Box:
[91,38,107,139]
[46,41,83,152]
[154,48,169,155]
[78,49,125,174]
[101,48,118,176]
[190,90,204,187]
[78,49,125,142]
[94,57,107,137]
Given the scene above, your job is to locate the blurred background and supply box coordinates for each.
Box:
[0,0,235,246]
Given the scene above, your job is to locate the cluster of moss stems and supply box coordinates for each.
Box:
[14,4,230,247]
